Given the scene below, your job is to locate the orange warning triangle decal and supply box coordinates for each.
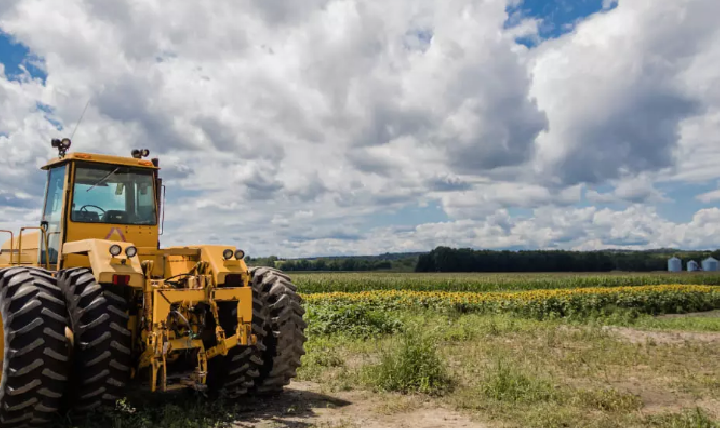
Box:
[105,227,127,242]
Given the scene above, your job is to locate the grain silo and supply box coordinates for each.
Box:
[702,257,718,272]
[687,260,699,272]
[668,256,682,272]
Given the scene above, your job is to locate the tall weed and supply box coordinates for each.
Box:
[363,326,453,395]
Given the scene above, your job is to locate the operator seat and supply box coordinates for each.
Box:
[104,210,127,224]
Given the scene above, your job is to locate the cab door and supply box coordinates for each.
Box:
[39,164,68,269]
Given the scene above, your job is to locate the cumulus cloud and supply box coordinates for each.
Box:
[213,206,720,258]
[440,182,582,220]
[529,0,720,186]
[1,0,719,257]
[586,174,672,205]
[697,187,720,204]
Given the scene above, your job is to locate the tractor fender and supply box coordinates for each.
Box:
[61,239,144,287]
[198,245,250,286]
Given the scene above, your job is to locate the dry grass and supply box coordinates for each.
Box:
[297,310,720,427]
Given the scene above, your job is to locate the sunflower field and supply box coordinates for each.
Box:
[302,285,720,319]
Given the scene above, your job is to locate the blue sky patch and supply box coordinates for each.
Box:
[364,201,448,230]
[506,0,618,47]
[35,102,64,131]
[0,31,47,83]
[404,29,433,52]
[656,181,719,223]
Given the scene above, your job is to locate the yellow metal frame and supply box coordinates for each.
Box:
[42,152,159,171]
[61,239,144,287]
[0,226,50,269]
[136,259,255,392]
[2,149,259,394]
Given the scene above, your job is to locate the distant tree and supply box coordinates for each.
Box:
[414,247,691,273]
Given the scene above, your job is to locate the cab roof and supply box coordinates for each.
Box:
[42,152,159,170]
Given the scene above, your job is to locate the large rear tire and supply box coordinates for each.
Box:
[248,266,307,394]
[0,267,71,426]
[57,268,131,414]
[206,282,268,398]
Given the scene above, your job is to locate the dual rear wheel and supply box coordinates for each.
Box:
[0,267,71,426]
[207,266,307,397]
[0,265,305,426]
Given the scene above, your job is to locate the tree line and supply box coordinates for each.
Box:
[245,248,720,273]
[414,246,720,273]
[244,255,419,272]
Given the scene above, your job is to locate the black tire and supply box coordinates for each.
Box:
[248,266,307,394]
[206,281,268,398]
[0,266,71,426]
[57,268,131,414]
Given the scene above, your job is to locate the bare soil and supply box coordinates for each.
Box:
[603,326,720,345]
[230,382,482,428]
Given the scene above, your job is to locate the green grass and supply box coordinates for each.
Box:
[361,325,454,396]
[76,307,720,428]
[291,271,720,293]
[66,394,252,427]
[296,308,720,427]
[305,303,404,339]
[615,313,720,332]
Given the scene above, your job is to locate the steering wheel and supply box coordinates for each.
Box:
[80,205,106,215]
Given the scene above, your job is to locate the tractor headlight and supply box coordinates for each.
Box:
[235,249,245,260]
[109,244,122,257]
[126,246,138,258]
[222,249,233,260]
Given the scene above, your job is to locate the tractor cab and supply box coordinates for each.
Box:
[38,139,163,269]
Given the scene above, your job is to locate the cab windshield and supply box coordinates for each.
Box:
[71,163,156,225]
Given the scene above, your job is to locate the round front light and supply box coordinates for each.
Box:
[235,249,245,260]
[109,244,122,257]
[222,249,233,260]
[126,246,138,258]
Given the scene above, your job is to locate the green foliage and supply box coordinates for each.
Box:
[305,304,404,339]
[305,286,720,320]
[363,327,453,395]
[479,359,557,404]
[416,246,720,273]
[292,271,720,294]
[579,310,720,332]
[277,258,394,272]
[68,395,244,428]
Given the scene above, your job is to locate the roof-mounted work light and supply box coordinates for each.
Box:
[131,149,151,159]
[51,138,72,158]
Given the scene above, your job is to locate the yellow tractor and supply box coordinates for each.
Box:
[0,138,306,426]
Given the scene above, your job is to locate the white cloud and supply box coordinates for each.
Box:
[528,0,720,186]
[697,189,720,204]
[233,206,720,258]
[586,174,672,205]
[440,182,582,220]
[1,0,719,257]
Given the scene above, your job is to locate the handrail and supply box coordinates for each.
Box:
[0,230,14,258]
[17,226,50,270]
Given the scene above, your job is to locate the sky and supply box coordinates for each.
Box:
[1,0,719,259]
